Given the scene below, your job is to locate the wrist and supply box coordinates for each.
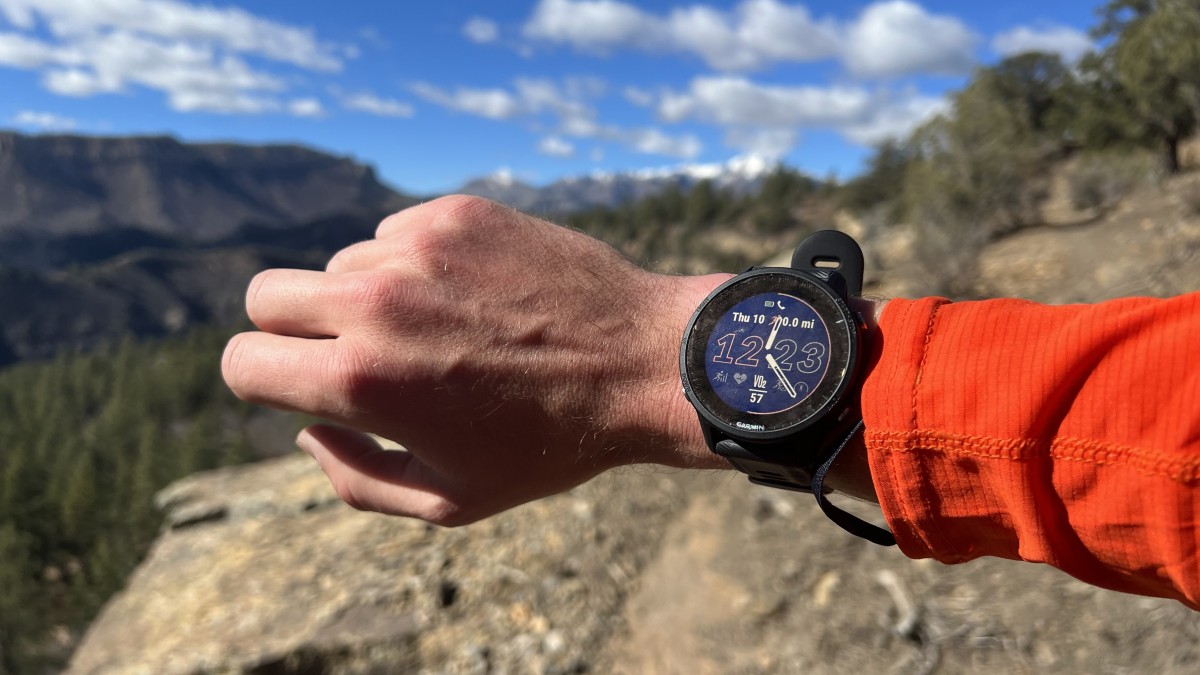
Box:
[607,271,734,471]
[822,296,888,503]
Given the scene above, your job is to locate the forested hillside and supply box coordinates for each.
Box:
[835,0,1200,294]
[0,328,299,673]
[567,166,830,273]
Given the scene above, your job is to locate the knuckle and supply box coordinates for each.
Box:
[428,194,496,222]
[425,195,502,240]
[374,209,409,238]
[325,248,352,273]
[332,478,369,512]
[328,340,384,407]
[376,195,504,240]
[382,196,513,272]
[346,270,404,319]
[401,228,453,273]
[424,499,474,528]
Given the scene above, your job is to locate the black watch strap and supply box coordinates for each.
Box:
[810,420,896,546]
[713,420,896,546]
[791,230,865,296]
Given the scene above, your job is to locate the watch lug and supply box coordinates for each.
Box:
[698,414,720,449]
[714,439,815,493]
[823,270,849,299]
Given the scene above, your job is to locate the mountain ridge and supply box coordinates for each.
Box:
[456,154,782,214]
[0,131,415,366]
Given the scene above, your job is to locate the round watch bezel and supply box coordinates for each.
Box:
[680,268,859,442]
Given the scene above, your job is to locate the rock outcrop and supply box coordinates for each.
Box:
[69,456,1200,675]
[67,455,693,675]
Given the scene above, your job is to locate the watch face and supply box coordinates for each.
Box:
[682,270,858,439]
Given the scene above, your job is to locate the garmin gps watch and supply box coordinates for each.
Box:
[679,230,894,546]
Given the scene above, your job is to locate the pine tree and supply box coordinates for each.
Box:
[0,523,39,675]
[1096,0,1200,172]
[59,455,97,548]
[685,179,721,227]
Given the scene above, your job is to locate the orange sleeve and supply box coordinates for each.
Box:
[862,293,1200,607]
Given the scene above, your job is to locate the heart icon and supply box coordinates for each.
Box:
[733,373,748,385]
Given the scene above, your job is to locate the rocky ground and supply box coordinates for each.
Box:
[68,169,1200,674]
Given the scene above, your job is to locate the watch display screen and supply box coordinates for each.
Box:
[682,270,857,438]
[704,293,830,415]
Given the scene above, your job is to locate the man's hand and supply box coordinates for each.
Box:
[223,196,730,526]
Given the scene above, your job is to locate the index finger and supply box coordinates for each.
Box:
[222,331,344,416]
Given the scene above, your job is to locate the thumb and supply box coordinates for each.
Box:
[296,424,468,526]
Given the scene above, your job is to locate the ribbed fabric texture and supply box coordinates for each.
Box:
[863,293,1200,607]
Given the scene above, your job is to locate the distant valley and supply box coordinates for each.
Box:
[0,131,776,366]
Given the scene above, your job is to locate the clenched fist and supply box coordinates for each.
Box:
[223,196,731,525]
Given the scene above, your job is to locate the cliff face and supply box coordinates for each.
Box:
[0,133,402,245]
[0,132,415,365]
[66,169,1200,674]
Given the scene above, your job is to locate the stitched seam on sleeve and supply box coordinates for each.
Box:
[905,301,959,558]
[866,430,1200,483]
[910,301,942,433]
[885,449,926,557]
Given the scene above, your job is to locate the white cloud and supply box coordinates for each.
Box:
[169,89,277,114]
[0,0,343,70]
[413,76,699,159]
[725,128,798,160]
[523,0,974,77]
[538,135,575,157]
[659,77,874,127]
[13,109,76,130]
[463,17,500,44]
[341,92,414,117]
[623,86,654,107]
[411,83,524,120]
[623,127,702,158]
[42,67,112,96]
[288,97,324,118]
[0,31,66,67]
[358,26,388,49]
[19,30,288,113]
[523,0,839,71]
[841,94,947,144]
[667,0,840,71]
[843,1,977,77]
[412,77,602,123]
[656,76,945,150]
[523,0,652,51]
[0,0,348,114]
[992,25,1093,63]
[561,117,703,158]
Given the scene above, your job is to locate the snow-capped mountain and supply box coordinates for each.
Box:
[455,155,780,214]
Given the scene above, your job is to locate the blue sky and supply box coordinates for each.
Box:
[0,0,1101,194]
